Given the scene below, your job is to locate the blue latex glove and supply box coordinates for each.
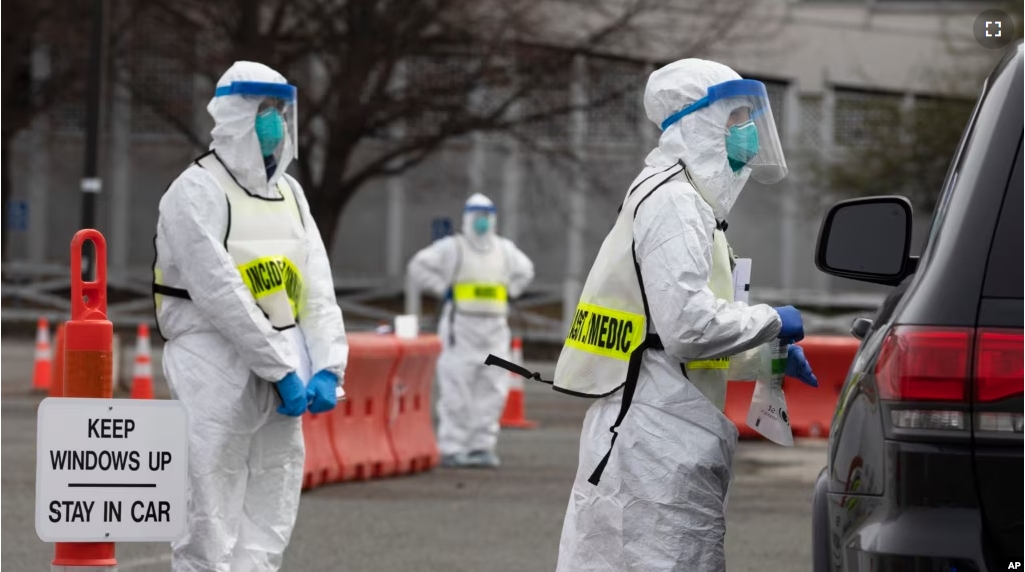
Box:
[774,305,805,343]
[785,345,818,388]
[275,372,308,417]
[306,370,339,414]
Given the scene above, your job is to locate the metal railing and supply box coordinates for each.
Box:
[3,263,881,339]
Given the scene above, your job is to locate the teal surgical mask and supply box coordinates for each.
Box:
[255,108,285,157]
[473,215,491,235]
[725,120,759,173]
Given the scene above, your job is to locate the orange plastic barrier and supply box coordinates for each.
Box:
[726,336,860,440]
[326,334,402,482]
[387,336,441,474]
[300,333,442,490]
[785,336,859,438]
[723,380,759,439]
[301,410,341,489]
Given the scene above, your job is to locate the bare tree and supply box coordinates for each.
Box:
[109,0,742,246]
[811,91,976,212]
[1,0,93,260]
[810,4,1021,213]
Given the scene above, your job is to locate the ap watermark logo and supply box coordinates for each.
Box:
[974,10,1015,49]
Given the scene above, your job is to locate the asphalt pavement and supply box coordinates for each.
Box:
[2,337,825,571]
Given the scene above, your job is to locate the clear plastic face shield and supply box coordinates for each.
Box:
[660,79,787,184]
[464,203,496,236]
[214,80,298,160]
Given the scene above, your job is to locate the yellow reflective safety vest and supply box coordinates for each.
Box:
[559,162,739,484]
[681,225,736,410]
[552,162,685,397]
[153,152,308,331]
[451,234,509,316]
[484,161,741,484]
[553,165,736,404]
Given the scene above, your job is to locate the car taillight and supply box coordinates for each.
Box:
[974,329,1024,402]
[877,326,1024,435]
[876,326,973,401]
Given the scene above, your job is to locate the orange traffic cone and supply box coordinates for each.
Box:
[32,318,52,392]
[130,324,154,399]
[49,323,66,397]
[500,337,537,429]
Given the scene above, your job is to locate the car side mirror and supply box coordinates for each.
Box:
[815,196,914,286]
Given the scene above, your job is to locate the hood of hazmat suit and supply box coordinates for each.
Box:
[644,59,787,221]
[556,59,784,572]
[406,193,534,459]
[153,60,347,571]
[209,61,299,194]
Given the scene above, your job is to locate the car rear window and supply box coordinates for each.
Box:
[982,142,1023,299]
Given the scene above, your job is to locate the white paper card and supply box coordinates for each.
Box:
[733,258,752,304]
[394,314,420,339]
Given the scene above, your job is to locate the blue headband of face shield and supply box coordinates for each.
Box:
[466,204,496,235]
[214,81,297,101]
[659,79,769,131]
[215,80,299,163]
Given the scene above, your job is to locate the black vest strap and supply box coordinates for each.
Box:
[448,301,457,346]
[484,354,553,385]
[583,175,676,484]
[153,283,191,300]
[618,162,684,214]
[587,332,661,485]
[484,331,665,389]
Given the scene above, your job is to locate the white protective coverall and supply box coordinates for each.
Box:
[154,61,347,571]
[407,193,534,459]
[556,59,783,571]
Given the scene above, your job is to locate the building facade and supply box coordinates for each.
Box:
[3,0,1003,330]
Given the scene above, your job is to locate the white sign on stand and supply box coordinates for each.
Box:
[35,398,189,542]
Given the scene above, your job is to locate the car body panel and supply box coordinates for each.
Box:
[815,41,1023,572]
[897,44,1022,328]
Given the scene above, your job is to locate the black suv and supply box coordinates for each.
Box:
[811,42,1023,571]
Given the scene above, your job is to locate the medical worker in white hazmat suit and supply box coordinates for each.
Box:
[153,61,348,571]
[407,194,534,468]
[554,59,818,571]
